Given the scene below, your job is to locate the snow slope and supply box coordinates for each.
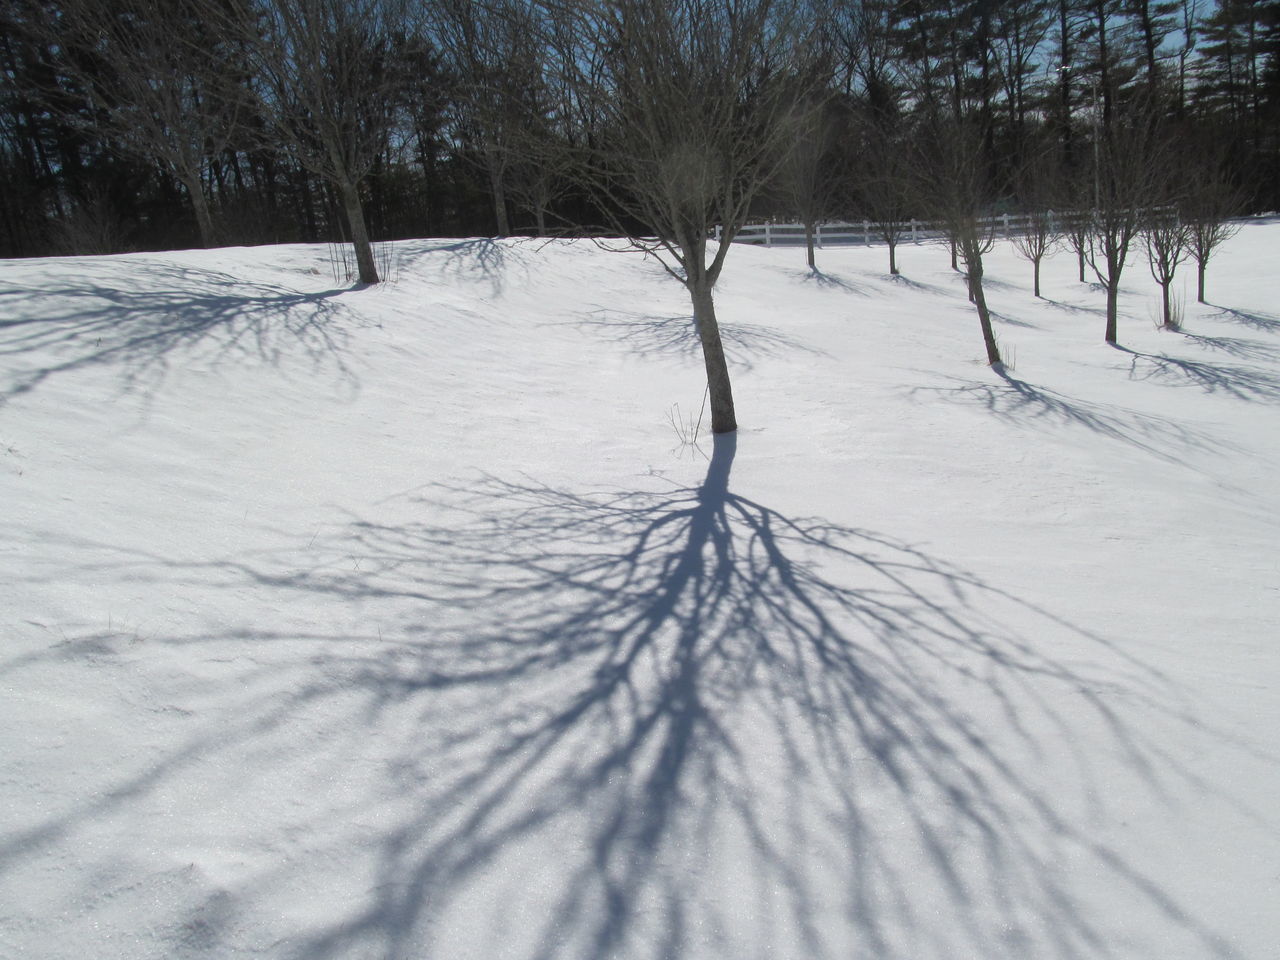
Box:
[2,225,1278,960]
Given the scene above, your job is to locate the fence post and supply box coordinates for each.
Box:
[1001,213,1010,238]
[765,222,773,247]
[863,219,869,245]
[817,223,823,248]
[910,218,918,243]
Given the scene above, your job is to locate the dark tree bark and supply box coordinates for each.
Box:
[181,171,217,249]
[966,247,1002,365]
[689,277,737,434]
[339,179,379,285]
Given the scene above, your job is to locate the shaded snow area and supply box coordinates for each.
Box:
[2,226,1279,960]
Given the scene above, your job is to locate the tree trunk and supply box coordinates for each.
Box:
[1105,282,1119,342]
[339,179,380,284]
[689,279,737,434]
[971,270,1001,366]
[181,172,216,248]
[1197,257,1206,303]
[1033,257,1042,298]
[300,172,318,241]
[1058,0,1074,172]
[962,241,1001,365]
[1161,280,1172,327]
[950,237,959,270]
[805,219,816,270]
[1078,246,1086,282]
[888,240,898,275]
[486,148,510,237]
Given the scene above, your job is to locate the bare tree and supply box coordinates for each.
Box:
[542,0,818,434]
[434,0,553,236]
[1142,154,1194,328]
[774,91,845,271]
[1181,148,1244,303]
[487,0,592,236]
[44,0,247,248]
[1013,208,1061,298]
[504,132,575,237]
[223,0,410,283]
[1081,105,1165,343]
[855,117,914,276]
[917,117,1003,366]
[1065,210,1090,282]
[1143,207,1190,327]
[1011,147,1063,298]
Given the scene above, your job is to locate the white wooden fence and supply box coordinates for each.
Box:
[714,211,1081,247]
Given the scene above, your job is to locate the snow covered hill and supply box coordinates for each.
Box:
[2,225,1278,960]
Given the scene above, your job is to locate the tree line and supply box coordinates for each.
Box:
[2,0,1276,264]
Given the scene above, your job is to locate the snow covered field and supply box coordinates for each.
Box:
[2,224,1278,960]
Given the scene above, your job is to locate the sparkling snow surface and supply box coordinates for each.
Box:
[2,227,1278,959]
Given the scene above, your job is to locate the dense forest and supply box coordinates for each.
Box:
[1,0,1277,263]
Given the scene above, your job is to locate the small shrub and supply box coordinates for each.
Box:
[667,392,708,459]
[327,240,399,284]
[1152,292,1185,332]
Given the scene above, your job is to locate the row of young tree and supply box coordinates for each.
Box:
[1,0,1274,430]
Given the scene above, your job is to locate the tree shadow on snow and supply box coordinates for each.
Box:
[886,273,949,296]
[577,308,825,371]
[785,267,872,295]
[398,237,534,298]
[1208,305,1280,335]
[1111,343,1280,402]
[291,437,1241,959]
[913,368,1228,465]
[0,260,363,403]
[1042,298,1107,317]
[987,309,1039,329]
[1179,332,1280,364]
[0,437,1250,960]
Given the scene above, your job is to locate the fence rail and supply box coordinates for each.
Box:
[714,211,1092,247]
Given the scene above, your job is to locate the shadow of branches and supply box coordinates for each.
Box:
[249,435,1230,959]
[1180,332,1280,363]
[1209,305,1280,334]
[0,437,1247,959]
[987,309,1039,329]
[1114,344,1280,402]
[577,309,823,370]
[887,273,948,296]
[912,370,1223,464]
[785,267,872,294]
[399,238,534,298]
[0,261,362,402]
[1043,298,1107,316]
